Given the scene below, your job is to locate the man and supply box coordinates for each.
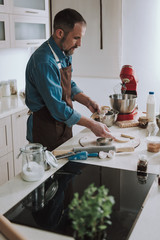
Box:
[25,8,114,151]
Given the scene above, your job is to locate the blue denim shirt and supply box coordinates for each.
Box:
[25,36,82,142]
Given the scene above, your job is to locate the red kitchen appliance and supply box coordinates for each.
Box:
[118,65,138,121]
[120,65,138,96]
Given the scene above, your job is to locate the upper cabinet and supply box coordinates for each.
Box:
[10,15,49,48]
[0,0,10,13]
[10,0,49,17]
[0,13,10,48]
[0,0,50,48]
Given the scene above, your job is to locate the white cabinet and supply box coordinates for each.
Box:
[10,15,49,48]
[0,13,10,48]
[0,116,14,185]
[0,116,12,157]
[10,0,49,17]
[0,0,10,13]
[0,152,14,185]
[0,0,50,48]
[12,109,28,176]
[0,107,28,185]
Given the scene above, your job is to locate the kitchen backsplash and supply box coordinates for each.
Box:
[0,48,31,93]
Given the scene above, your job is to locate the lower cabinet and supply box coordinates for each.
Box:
[0,108,28,185]
[0,115,13,185]
[0,152,14,185]
[0,115,12,157]
[12,109,29,176]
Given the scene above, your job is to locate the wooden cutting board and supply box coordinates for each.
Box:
[79,132,140,149]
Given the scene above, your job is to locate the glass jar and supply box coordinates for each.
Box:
[138,116,148,129]
[9,79,17,95]
[137,154,148,173]
[20,143,46,182]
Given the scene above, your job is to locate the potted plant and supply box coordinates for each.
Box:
[68,183,115,240]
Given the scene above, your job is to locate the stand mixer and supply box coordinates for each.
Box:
[110,65,138,121]
[120,65,138,96]
[119,65,138,121]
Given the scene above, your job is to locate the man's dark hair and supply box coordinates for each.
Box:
[53,8,86,33]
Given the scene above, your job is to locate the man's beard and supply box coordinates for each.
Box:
[64,47,77,56]
[60,37,77,56]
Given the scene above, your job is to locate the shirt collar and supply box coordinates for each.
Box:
[48,36,67,61]
[48,36,72,64]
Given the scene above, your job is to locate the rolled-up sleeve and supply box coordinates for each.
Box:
[64,109,81,127]
[71,80,83,100]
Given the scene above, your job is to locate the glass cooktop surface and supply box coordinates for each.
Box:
[5,162,156,240]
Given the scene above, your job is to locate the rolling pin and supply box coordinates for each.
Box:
[0,215,27,240]
[68,151,99,160]
[53,146,134,157]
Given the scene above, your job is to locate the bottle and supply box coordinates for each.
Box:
[146,91,156,122]
[9,79,17,95]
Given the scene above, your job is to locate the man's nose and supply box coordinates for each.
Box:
[77,38,81,47]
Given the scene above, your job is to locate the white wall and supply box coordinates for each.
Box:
[0,48,30,92]
[72,0,160,135]
[122,0,160,112]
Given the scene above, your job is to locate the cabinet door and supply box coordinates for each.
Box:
[10,0,49,17]
[0,116,12,158]
[12,109,28,176]
[0,0,10,13]
[0,152,14,185]
[10,15,49,48]
[0,13,10,48]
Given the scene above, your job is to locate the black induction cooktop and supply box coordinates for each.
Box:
[5,162,156,240]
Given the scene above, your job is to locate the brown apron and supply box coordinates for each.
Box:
[33,46,73,151]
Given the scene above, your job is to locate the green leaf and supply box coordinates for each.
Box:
[68,183,115,239]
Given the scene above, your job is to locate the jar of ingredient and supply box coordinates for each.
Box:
[138,116,149,128]
[9,79,17,95]
[137,154,148,172]
[2,81,11,97]
[146,136,160,152]
[20,143,45,182]
[146,91,156,122]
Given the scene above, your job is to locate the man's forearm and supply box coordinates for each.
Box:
[73,92,100,113]
[77,115,95,129]
[73,92,91,108]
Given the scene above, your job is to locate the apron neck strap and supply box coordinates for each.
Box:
[47,42,62,69]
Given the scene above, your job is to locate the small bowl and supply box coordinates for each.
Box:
[101,109,119,127]
[156,114,160,129]
[96,137,113,146]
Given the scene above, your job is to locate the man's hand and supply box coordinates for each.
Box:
[89,120,115,139]
[87,99,100,114]
[77,116,116,140]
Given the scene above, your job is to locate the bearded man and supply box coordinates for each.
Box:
[25,8,114,151]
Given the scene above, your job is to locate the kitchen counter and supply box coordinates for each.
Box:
[1,123,160,239]
[0,95,27,119]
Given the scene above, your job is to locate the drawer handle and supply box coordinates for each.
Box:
[25,11,38,14]
[17,112,27,118]
[27,42,40,45]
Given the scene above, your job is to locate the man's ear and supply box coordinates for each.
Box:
[55,29,64,39]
